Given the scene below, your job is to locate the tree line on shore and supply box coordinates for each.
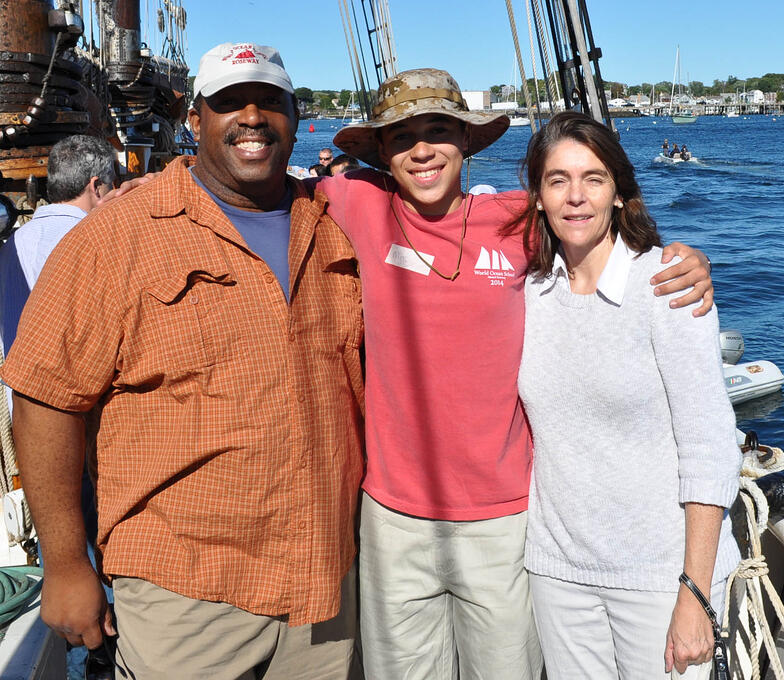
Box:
[186,73,784,115]
[296,73,784,113]
[490,73,784,104]
[610,73,784,100]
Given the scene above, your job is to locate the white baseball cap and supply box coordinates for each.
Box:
[192,43,294,99]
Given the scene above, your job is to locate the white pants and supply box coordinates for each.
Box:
[359,492,544,680]
[530,573,725,680]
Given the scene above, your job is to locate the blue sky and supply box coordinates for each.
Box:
[165,1,782,90]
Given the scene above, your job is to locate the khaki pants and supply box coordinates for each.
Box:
[359,493,544,680]
[112,565,358,680]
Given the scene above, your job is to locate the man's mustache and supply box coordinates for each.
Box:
[223,128,280,145]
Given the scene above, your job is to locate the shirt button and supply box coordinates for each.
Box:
[264,273,274,283]
[189,293,198,304]
[289,333,296,342]
[297,394,305,403]
[299,457,308,469]
[298,521,307,529]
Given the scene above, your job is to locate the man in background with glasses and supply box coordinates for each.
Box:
[319,147,334,166]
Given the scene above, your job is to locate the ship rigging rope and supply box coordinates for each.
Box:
[0,348,32,535]
[0,567,43,626]
[723,458,784,679]
[0,357,15,497]
[338,1,364,120]
[39,32,65,101]
[341,0,370,120]
[0,352,17,492]
[348,0,372,108]
[524,0,542,117]
[374,0,397,79]
[549,0,569,82]
[504,0,536,133]
[531,0,560,104]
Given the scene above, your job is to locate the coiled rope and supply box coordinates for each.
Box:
[12,196,47,228]
[722,454,784,679]
[0,347,32,536]
[0,349,15,497]
[0,566,43,626]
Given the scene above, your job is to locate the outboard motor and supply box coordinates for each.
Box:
[720,329,745,365]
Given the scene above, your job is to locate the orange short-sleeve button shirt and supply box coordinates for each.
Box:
[1,157,364,626]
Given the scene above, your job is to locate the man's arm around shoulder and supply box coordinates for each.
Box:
[13,392,115,648]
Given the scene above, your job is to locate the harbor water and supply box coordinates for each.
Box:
[292,115,784,447]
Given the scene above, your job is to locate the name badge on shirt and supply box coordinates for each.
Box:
[384,244,434,277]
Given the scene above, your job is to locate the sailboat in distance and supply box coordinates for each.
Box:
[341,91,362,126]
[506,57,530,126]
[669,46,697,124]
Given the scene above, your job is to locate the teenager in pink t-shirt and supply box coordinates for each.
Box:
[313,68,715,680]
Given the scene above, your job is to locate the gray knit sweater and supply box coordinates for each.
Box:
[519,242,741,592]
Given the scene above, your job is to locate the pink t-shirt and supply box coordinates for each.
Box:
[317,170,532,520]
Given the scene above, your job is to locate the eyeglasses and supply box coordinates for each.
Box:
[319,157,332,162]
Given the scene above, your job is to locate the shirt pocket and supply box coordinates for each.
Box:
[143,268,237,372]
[324,254,363,350]
[323,254,364,410]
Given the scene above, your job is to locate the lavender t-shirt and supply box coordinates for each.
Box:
[191,170,291,301]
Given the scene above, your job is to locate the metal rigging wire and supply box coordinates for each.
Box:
[348,0,372,118]
[504,0,537,133]
[525,0,543,124]
[373,0,398,81]
[337,0,398,119]
[338,0,365,118]
[531,0,560,104]
[530,0,557,118]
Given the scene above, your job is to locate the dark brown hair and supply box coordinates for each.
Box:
[503,111,661,276]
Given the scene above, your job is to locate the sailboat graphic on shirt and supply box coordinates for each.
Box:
[474,247,515,273]
[473,246,516,286]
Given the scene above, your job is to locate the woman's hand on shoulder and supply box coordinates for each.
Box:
[650,242,713,317]
[664,592,714,673]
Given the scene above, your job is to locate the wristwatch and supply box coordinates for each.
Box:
[705,255,712,275]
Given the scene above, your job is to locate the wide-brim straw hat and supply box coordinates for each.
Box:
[333,68,510,170]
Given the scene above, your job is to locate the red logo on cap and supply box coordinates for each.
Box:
[220,45,266,66]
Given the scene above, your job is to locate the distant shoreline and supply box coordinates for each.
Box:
[307,108,781,122]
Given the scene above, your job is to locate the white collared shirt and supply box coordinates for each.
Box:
[12,203,88,289]
[550,235,635,306]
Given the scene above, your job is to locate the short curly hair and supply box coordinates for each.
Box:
[47,135,115,203]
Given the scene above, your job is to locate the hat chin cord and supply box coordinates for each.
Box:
[384,155,471,282]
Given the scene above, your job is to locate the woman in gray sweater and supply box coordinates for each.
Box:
[515,112,740,678]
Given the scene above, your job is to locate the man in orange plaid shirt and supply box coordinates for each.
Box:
[2,43,364,679]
